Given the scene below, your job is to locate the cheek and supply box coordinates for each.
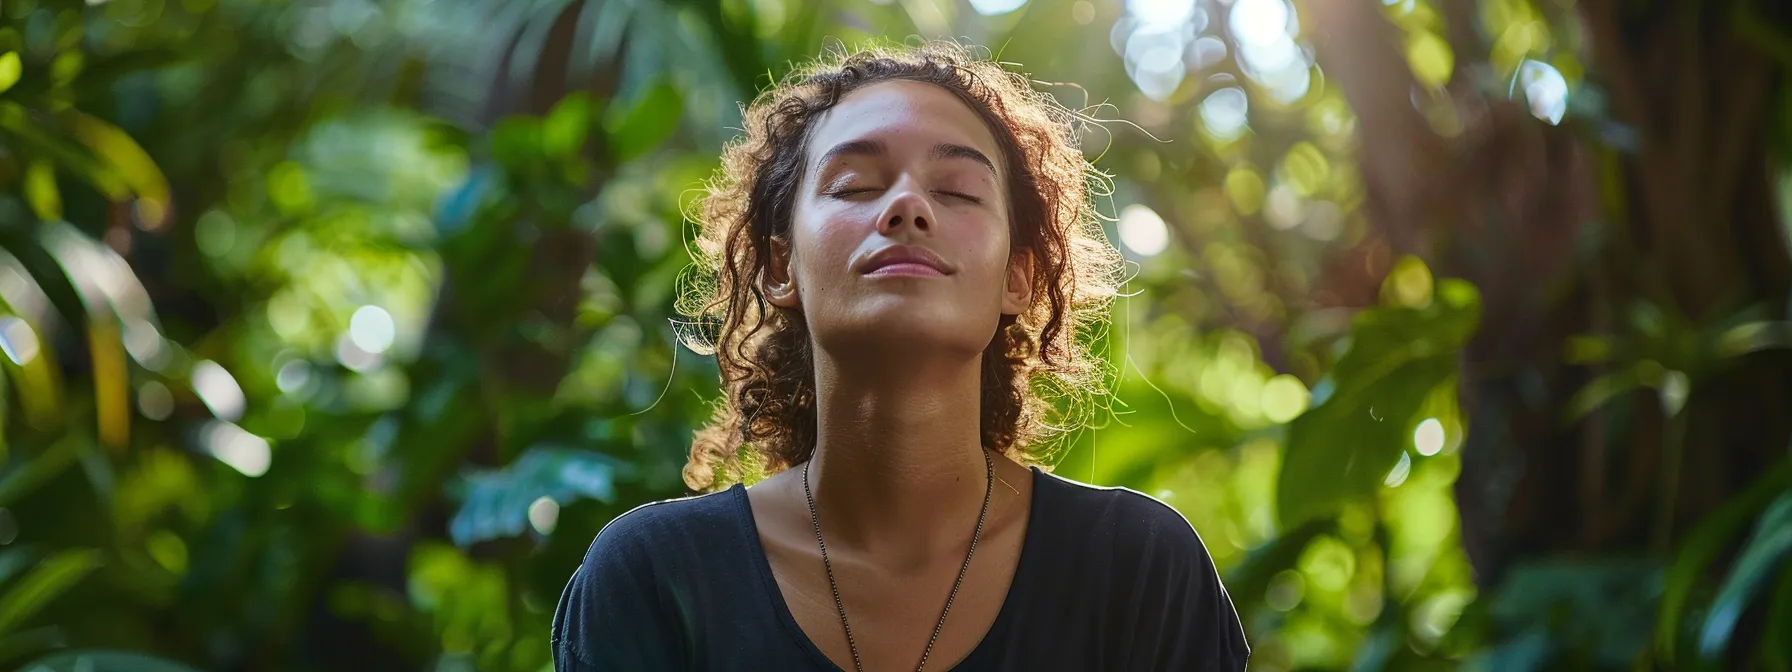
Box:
[967,217,1013,262]
[790,208,868,283]
[956,228,1017,295]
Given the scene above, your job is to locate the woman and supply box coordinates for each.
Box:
[553,40,1249,671]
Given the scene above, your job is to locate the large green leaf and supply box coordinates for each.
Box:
[490,115,544,169]
[1485,559,1662,667]
[0,103,130,200]
[1714,320,1792,358]
[1223,517,1336,604]
[1657,456,1792,664]
[541,93,597,159]
[0,549,101,635]
[448,447,624,546]
[0,436,84,509]
[61,111,172,228]
[1764,562,1792,672]
[1698,492,1792,661]
[1276,276,1480,527]
[602,78,682,164]
[0,549,39,587]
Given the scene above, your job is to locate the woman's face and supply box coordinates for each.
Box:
[762,80,1033,361]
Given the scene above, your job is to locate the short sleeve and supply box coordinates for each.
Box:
[1116,497,1251,671]
[551,511,687,671]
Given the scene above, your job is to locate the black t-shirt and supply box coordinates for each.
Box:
[552,465,1250,670]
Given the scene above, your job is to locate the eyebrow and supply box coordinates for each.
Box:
[812,139,999,178]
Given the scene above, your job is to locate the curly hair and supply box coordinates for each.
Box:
[673,39,1125,492]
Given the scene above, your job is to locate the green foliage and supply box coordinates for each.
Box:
[1701,492,1792,661]
[1655,456,1792,669]
[603,79,684,165]
[0,548,100,637]
[1469,559,1662,670]
[1278,258,1478,528]
[0,0,1784,669]
[450,448,624,546]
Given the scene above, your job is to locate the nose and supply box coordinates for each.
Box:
[876,179,934,236]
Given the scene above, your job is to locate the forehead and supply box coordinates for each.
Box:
[806,80,1005,175]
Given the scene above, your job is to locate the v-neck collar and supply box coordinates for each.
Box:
[731,465,1048,671]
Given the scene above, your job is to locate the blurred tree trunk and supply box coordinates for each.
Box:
[1310,0,1792,587]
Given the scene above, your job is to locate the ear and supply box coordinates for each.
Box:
[761,236,802,310]
[1000,250,1033,316]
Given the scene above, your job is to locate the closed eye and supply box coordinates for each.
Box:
[824,187,982,204]
[825,188,879,199]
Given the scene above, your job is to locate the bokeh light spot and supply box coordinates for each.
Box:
[335,334,381,372]
[1279,142,1331,196]
[1264,183,1305,230]
[1229,0,1290,47]
[969,0,1027,16]
[1300,535,1357,591]
[1266,569,1305,611]
[1260,374,1310,423]
[349,305,396,354]
[0,317,40,365]
[277,359,314,394]
[202,420,271,477]
[1126,0,1195,28]
[529,497,560,535]
[1118,204,1171,256]
[1225,167,1267,216]
[191,360,246,422]
[1385,451,1412,487]
[139,381,174,421]
[1414,418,1446,456]
[1407,30,1454,88]
[195,210,237,258]
[267,162,313,214]
[1518,59,1569,125]
[1072,0,1095,24]
[1199,87,1250,142]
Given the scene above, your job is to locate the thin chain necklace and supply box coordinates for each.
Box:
[802,449,993,672]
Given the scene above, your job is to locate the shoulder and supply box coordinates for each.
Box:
[560,486,744,618]
[553,487,742,667]
[1033,469,1251,668]
[1034,469,1216,567]
[576,486,743,569]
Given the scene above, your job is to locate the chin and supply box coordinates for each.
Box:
[817,312,993,358]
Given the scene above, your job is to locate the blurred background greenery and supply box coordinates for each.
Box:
[0,0,1789,669]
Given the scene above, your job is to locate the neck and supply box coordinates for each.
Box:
[803,350,991,570]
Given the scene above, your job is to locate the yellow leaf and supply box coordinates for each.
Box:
[0,253,65,431]
[1407,31,1455,89]
[0,548,103,633]
[1380,255,1435,309]
[1225,167,1266,216]
[23,161,60,222]
[65,112,171,229]
[0,52,19,95]
[1279,142,1331,197]
[89,313,130,449]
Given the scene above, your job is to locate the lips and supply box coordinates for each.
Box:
[855,244,954,276]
